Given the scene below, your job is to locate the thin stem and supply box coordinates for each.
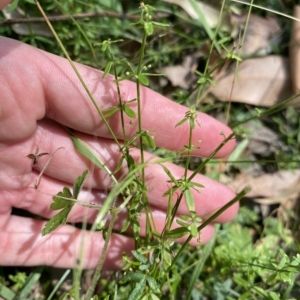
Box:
[84,210,118,300]
[230,93,300,128]
[184,125,193,179]
[0,11,170,27]
[34,147,64,189]
[136,30,153,241]
[35,0,122,152]
[170,186,251,269]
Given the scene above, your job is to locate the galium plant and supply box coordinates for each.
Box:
[2,0,300,299]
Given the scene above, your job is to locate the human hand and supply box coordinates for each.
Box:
[0,26,237,269]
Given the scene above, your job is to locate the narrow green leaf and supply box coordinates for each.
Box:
[18,267,43,300]
[0,284,16,300]
[184,188,195,213]
[176,219,189,227]
[123,105,136,118]
[139,264,149,271]
[141,134,156,149]
[103,106,119,118]
[165,227,190,239]
[121,218,130,233]
[128,277,146,300]
[149,294,160,300]
[132,250,148,264]
[102,61,113,78]
[138,74,149,86]
[58,293,69,300]
[51,187,74,210]
[175,117,188,127]
[7,0,19,13]
[189,181,205,189]
[144,21,153,36]
[146,276,160,293]
[114,156,124,174]
[161,165,178,186]
[122,272,144,282]
[189,223,198,237]
[179,215,191,221]
[70,134,118,184]
[42,206,73,236]
[151,21,170,27]
[162,186,178,197]
[162,249,172,267]
[73,169,88,199]
[189,118,195,129]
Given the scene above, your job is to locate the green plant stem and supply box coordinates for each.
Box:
[230,93,300,128]
[165,131,235,231]
[195,0,226,106]
[136,31,147,179]
[113,63,128,146]
[189,132,235,181]
[170,186,250,269]
[136,30,153,241]
[184,125,193,179]
[35,0,122,151]
[84,210,118,300]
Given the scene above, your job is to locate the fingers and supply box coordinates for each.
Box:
[19,119,238,223]
[0,215,214,267]
[0,215,130,269]
[0,1,11,9]
[0,37,234,158]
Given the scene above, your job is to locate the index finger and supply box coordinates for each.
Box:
[0,37,234,157]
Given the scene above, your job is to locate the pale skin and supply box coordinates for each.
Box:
[0,0,238,269]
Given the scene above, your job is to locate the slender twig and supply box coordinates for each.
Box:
[34,147,64,189]
[0,11,169,27]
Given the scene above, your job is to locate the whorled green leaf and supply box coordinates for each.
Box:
[146,276,160,294]
[120,219,130,234]
[189,181,205,189]
[132,250,148,264]
[50,187,74,210]
[176,218,189,228]
[70,133,118,184]
[141,134,156,150]
[189,222,198,238]
[164,227,190,239]
[122,272,144,282]
[102,106,119,118]
[58,293,69,300]
[175,117,188,128]
[138,74,149,86]
[189,118,195,129]
[102,61,113,78]
[161,165,178,185]
[184,188,195,213]
[144,21,153,36]
[123,105,136,118]
[73,169,88,199]
[113,156,124,174]
[162,249,172,267]
[7,0,19,13]
[139,264,149,271]
[128,277,146,300]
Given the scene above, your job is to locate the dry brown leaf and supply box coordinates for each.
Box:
[210,55,293,107]
[162,0,231,32]
[289,5,300,106]
[240,14,280,56]
[227,169,300,204]
[161,55,197,89]
[2,6,52,36]
[243,120,287,156]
